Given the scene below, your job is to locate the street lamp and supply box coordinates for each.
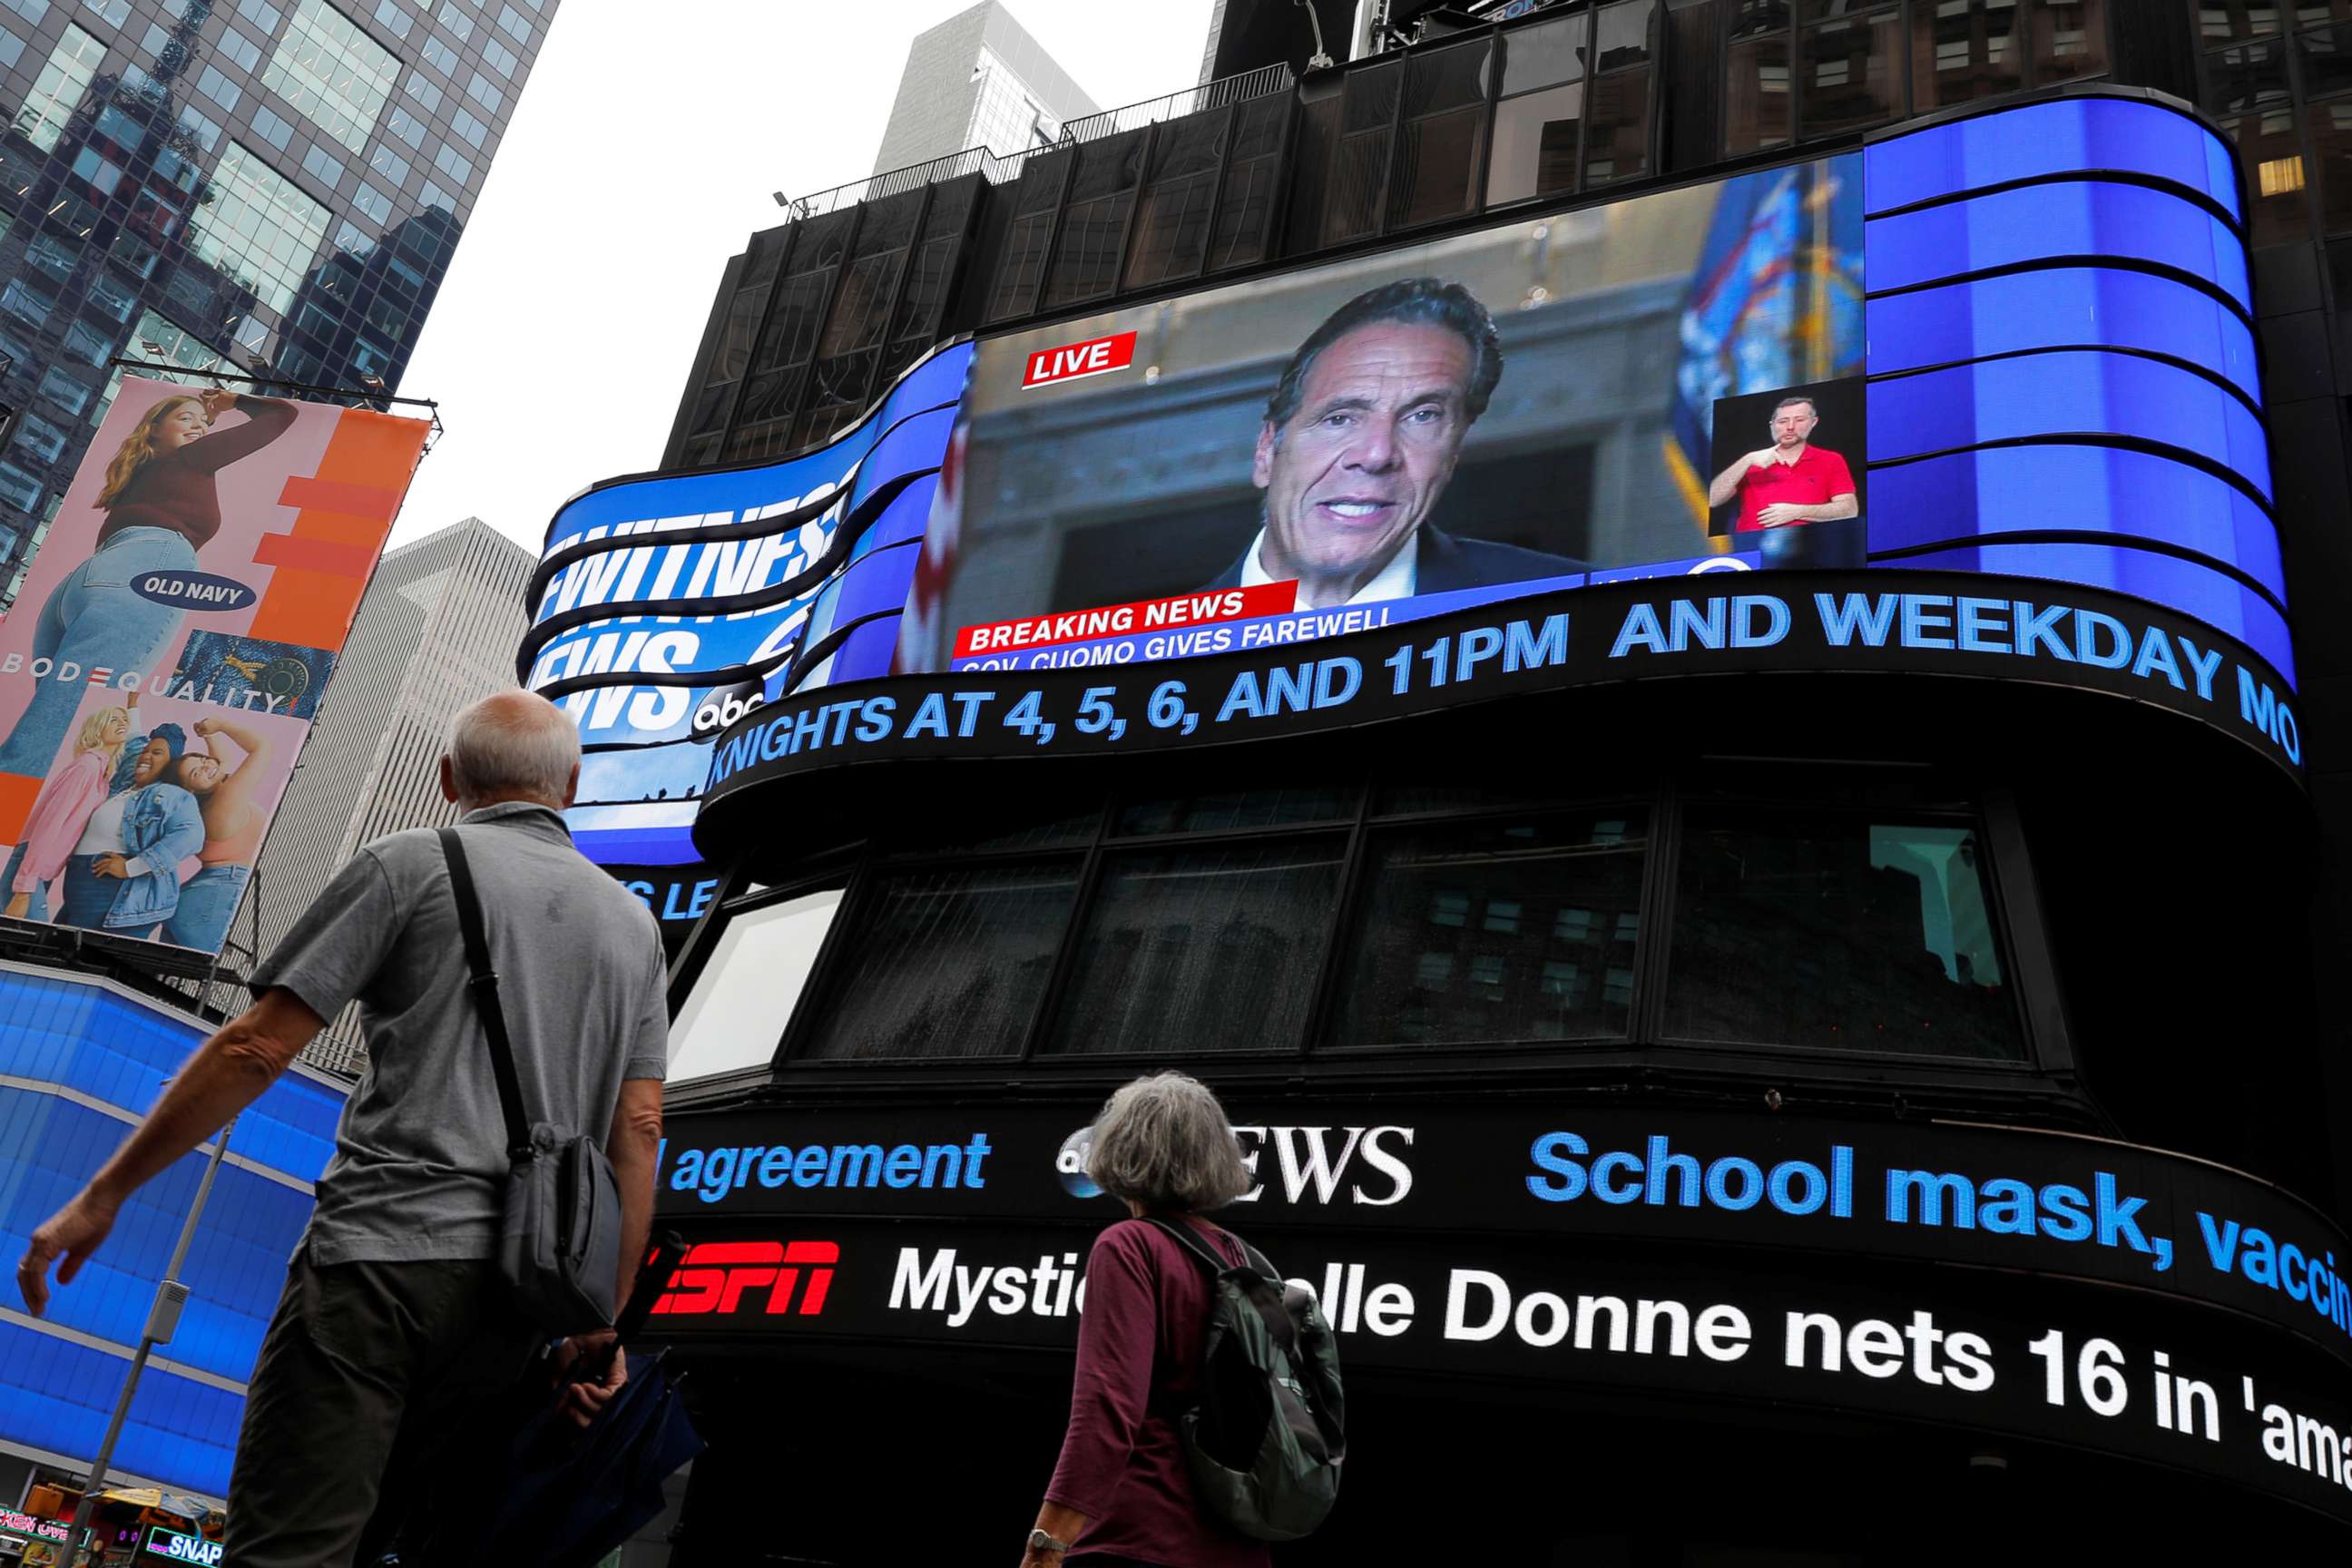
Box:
[62,1109,238,1564]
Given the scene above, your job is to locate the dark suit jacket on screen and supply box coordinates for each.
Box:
[1203,525,1584,595]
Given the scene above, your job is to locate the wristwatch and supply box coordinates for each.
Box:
[1027,1527,1074,1554]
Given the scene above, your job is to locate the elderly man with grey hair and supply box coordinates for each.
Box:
[15,690,670,1568]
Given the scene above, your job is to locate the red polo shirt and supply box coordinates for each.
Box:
[1734,444,1857,531]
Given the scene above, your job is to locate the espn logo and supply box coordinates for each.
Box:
[650,1240,838,1317]
[1021,330,1138,389]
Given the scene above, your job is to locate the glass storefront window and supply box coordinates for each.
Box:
[1664,811,2022,1059]
[1490,15,1586,207]
[1332,812,1647,1047]
[1389,37,1492,230]
[1047,838,1346,1055]
[669,887,843,1082]
[799,861,1082,1060]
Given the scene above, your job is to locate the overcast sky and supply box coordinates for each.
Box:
[387,0,1216,554]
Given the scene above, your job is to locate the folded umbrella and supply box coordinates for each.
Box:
[397,1237,703,1568]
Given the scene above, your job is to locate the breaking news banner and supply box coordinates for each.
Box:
[0,377,431,959]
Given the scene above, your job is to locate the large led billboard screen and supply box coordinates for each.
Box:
[0,377,430,959]
[530,94,2293,876]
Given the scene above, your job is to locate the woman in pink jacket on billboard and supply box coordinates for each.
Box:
[2,693,134,921]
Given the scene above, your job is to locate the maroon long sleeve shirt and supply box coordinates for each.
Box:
[98,396,298,550]
[1046,1218,1271,1568]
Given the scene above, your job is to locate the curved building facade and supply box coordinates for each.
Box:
[528,8,2352,1559]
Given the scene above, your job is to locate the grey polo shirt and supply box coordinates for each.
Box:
[253,802,670,1266]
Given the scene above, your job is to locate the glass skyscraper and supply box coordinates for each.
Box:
[0,0,556,606]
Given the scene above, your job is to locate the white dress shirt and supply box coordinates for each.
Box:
[1239,527,1419,612]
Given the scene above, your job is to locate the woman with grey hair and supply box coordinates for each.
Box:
[1021,1073,1269,1568]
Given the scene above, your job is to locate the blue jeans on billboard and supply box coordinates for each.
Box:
[0,842,50,922]
[0,527,193,779]
[56,853,120,931]
[162,862,250,953]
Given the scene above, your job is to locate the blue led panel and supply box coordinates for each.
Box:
[1866,181,2250,307]
[1882,543,2294,683]
[1865,96,2241,220]
[1866,268,2259,407]
[1867,351,2272,499]
[1868,446,2285,600]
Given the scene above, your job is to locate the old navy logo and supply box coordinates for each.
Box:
[651,1240,838,1317]
[1059,1123,1415,1206]
[1022,330,1138,389]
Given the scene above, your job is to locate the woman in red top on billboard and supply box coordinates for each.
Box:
[0,389,295,782]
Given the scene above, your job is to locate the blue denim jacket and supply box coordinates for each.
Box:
[99,782,205,930]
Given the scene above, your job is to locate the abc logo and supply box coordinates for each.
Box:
[1056,1126,1102,1200]
[691,684,766,735]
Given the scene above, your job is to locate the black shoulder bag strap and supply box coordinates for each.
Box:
[1146,1217,1305,1367]
[437,826,534,1165]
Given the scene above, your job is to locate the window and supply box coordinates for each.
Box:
[10,413,67,464]
[15,24,105,152]
[250,102,295,149]
[82,0,127,24]
[352,180,393,222]
[38,368,91,415]
[1332,813,1647,1046]
[61,320,114,366]
[0,463,43,514]
[799,864,1083,1060]
[0,28,23,69]
[367,142,412,184]
[0,279,56,328]
[302,142,346,187]
[1664,811,2021,1058]
[83,268,136,322]
[480,33,514,75]
[1047,838,1348,1055]
[333,217,374,254]
[419,29,456,71]
[386,103,426,146]
[404,70,441,114]
[435,0,469,36]
[238,0,284,33]
[418,177,455,211]
[221,26,262,71]
[24,230,77,284]
[494,1,526,41]
[1490,13,1587,207]
[670,887,845,1081]
[1390,37,1491,228]
[71,143,122,194]
[449,104,486,147]
[175,101,222,151]
[372,0,408,35]
[431,142,473,184]
[465,70,500,112]
[264,0,399,152]
[187,141,331,313]
[2,0,48,22]
[195,64,242,113]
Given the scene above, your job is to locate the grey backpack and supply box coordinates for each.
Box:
[1148,1219,1347,1541]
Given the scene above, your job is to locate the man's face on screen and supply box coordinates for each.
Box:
[1253,321,1474,583]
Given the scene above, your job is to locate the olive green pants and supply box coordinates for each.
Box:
[225,1245,542,1568]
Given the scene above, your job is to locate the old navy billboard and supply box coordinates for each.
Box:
[527,94,2290,871]
[0,377,431,959]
